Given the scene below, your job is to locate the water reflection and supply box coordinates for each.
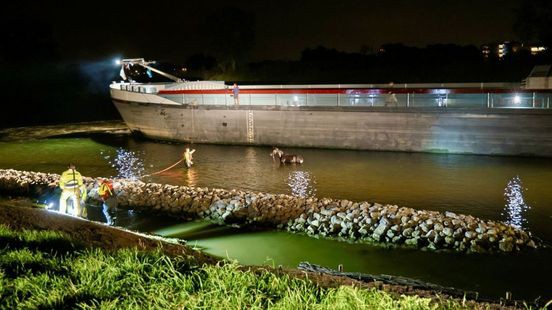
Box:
[502,176,531,229]
[108,148,145,180]
[244,147,258,178]
[186,168,199,187]
[287,170,317,198]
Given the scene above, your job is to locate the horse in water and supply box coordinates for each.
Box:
[270,147,304,164]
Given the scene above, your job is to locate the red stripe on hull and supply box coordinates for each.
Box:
[159,88,547,95]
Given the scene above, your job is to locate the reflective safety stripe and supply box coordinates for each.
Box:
[63,181,79,188]
[99,183,113,196]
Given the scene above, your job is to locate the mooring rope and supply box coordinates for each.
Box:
[141,158,185,178]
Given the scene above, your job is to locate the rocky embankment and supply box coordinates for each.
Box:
[0,169,541,253]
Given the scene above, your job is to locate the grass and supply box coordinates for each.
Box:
[0,224,485,309]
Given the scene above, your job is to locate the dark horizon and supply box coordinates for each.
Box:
[0,0,532,63]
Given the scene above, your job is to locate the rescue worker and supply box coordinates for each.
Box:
[59,163,87,216]
[184,147,196,168]
[98,178,116,225]
[98,178,114,201]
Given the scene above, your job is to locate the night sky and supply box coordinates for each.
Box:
[4,0,522,62]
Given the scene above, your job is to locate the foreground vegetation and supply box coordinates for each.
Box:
[0,225,485,309]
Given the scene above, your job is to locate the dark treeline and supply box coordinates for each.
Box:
[185,44,550,84]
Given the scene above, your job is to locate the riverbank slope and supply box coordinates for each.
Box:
[0,200,521,309]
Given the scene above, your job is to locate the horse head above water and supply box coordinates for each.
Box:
[270,147,284,160]
[270,147,304,164]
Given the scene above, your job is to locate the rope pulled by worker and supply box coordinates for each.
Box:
[141,147,196,178]
[141,158,185,178]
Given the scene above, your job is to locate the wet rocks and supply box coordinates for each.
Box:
[0,168,542,253]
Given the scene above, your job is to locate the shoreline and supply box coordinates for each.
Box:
[0,121,129,141]
[0,168,541,254]
[0,199,528,308]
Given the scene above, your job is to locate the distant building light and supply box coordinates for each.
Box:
[497,44,506,58]
[513,95,521,104]
[530,46,547,55]
[482,41,543,58]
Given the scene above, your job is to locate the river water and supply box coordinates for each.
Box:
[0,132,551,301]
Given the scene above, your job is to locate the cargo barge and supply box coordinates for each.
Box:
[110,59,552,156]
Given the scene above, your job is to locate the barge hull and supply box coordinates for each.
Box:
[113,99,552,156]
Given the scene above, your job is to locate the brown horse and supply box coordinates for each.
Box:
[270,147,304,164]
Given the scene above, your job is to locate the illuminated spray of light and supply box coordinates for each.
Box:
[287,171,317,198]
[501,175,531,229]
[108,148,145,180]
[78,56,122,93]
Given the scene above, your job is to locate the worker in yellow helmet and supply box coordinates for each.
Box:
[59,163,87,216]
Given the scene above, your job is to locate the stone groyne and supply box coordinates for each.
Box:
[0,169,540,253]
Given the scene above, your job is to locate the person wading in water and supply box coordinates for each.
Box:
[184,147,196,168]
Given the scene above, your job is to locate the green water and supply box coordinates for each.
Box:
[1,133,551,301]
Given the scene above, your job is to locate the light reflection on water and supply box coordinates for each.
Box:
[108,148,145,180]
[185,168,199,187]
[502,176,530,229]
[287,170,316,198]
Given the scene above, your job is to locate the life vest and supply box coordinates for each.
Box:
[59,168,87,205]
[98,180,114,201]
[59,169,83,189]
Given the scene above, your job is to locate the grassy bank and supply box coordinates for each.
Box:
[0,225,477,309]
